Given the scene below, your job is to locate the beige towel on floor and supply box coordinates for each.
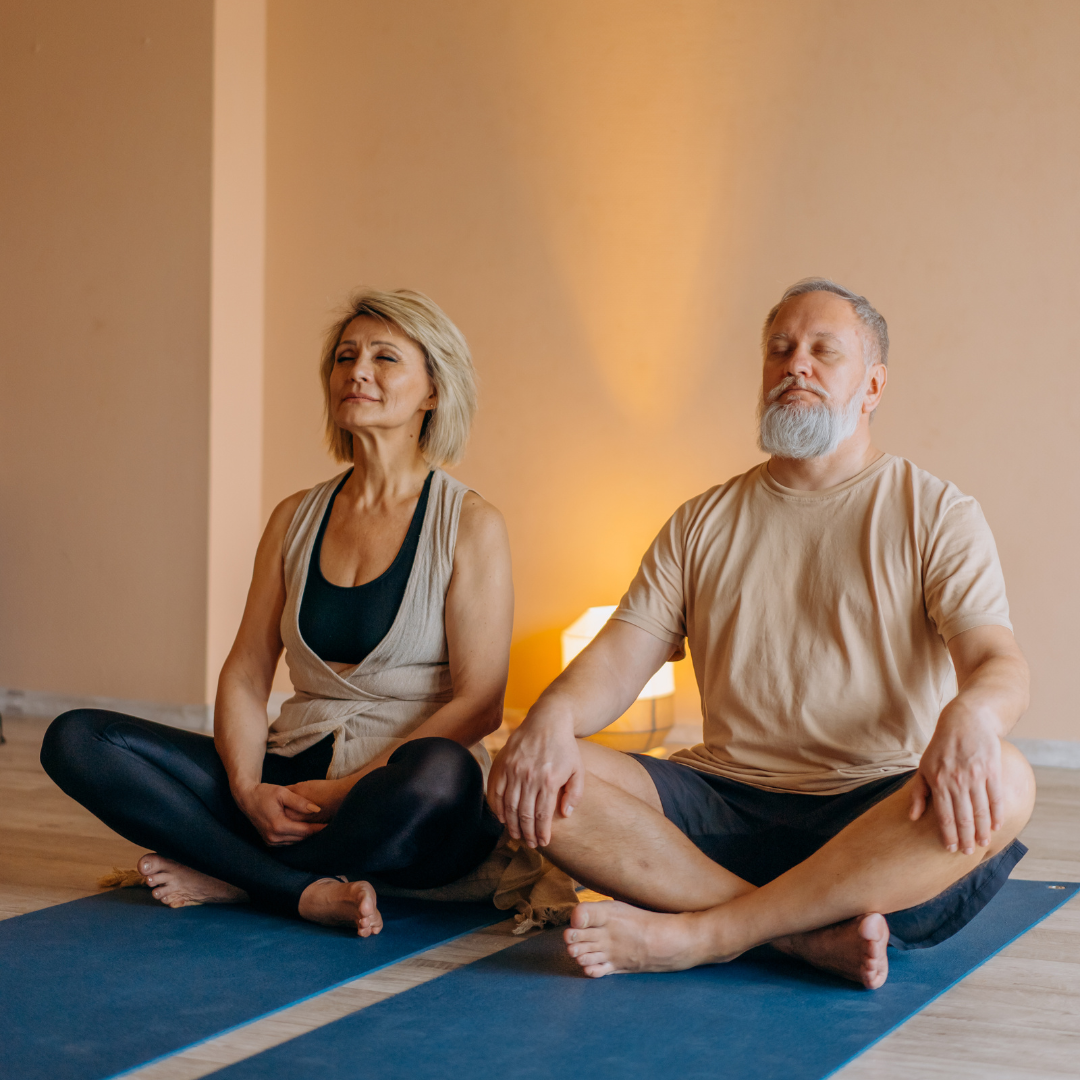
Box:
[371,831,578,932]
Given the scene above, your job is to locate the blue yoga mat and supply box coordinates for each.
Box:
[207,879,1076,1080]
[1,887,504,1080]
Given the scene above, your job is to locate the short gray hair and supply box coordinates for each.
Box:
[762,278,889,367]
[320,288,477,467]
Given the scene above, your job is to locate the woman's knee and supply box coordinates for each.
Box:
[40,709,109,780]
[389,738,483,808]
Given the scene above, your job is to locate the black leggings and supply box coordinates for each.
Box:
[40,710,501,916]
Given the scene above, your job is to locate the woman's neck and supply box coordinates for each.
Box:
[345,431,431,508]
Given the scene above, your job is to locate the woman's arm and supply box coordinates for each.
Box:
[288,491,514,816]
[214,492,326,844]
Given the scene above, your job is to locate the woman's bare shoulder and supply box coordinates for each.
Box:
[456,490,509,554]
[261,488,314,547]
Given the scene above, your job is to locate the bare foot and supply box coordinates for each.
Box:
[138,853,248,908]
[297,879,383,938]
[563,900,705,978]
[772,913,890,989]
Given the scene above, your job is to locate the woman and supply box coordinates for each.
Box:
[42,289,513,935]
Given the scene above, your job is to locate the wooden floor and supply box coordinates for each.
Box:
[2,715,1078,1078]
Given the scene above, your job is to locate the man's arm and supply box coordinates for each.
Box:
[910,624,1030,855]
[487,619,674,848]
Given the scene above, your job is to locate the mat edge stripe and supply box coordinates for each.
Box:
[818,881,1080,1080]
[100,911,508,1080]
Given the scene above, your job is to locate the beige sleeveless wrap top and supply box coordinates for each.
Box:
[266,468,490,781]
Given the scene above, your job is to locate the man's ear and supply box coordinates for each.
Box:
[863,362,887,413]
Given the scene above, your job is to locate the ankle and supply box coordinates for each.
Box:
[298,877,340,913]
[691,908,742,965]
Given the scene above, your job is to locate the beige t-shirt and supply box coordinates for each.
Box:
[612,454,1012,794]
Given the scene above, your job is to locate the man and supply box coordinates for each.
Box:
[488,278,1035,989]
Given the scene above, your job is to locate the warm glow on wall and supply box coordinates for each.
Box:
[505,2,725,424]
[561,606,674,752]
[561,606,674,698]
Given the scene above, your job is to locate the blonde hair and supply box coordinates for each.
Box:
[320,289,477,467]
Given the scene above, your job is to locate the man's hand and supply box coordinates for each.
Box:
[487,620,675,847]
[488,706,584,849]
[235,782,327,845]
[913,624,1030,855]
[910,707,1003,855]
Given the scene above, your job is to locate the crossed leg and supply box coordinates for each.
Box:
[540,741,1035,987]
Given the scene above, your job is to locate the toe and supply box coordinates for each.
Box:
[565,935,601,957]
[582,962,616,978]
[570,901,609,930]
[858,913,889,944]
[572,951,609,968]
[569,904,591,929]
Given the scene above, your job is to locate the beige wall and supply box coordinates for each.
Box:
[3,1,1076,741]
[0,1,214,704]
[263,0,1080,740]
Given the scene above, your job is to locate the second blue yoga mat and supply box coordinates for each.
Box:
[208,878,1076,1080]
[1,887,503,1080]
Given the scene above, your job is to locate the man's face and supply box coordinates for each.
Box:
[757,290,887,460]
[761,290,873,409]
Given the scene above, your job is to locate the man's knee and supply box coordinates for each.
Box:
[998,740,1036,833]
[576,740,663,813]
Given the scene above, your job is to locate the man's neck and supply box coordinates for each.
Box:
[766,434,884,492]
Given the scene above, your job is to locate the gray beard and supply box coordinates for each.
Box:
[757,385,864,460]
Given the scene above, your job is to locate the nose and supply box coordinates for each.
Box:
[784,341,815,379]
[342,355,373,382]
[786,345,812,380]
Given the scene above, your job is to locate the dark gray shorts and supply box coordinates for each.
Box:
[632,754,1027,951]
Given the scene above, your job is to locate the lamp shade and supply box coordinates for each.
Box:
[561,606,676,698]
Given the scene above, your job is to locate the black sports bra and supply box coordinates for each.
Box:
[297,471,433,665]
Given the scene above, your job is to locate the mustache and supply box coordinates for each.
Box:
[765,375,831,404]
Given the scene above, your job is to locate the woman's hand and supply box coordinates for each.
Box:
[285,778,349,823]
[235,782,327,846]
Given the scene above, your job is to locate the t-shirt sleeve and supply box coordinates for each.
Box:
[610,507,689,658]
[923,495,1012,643]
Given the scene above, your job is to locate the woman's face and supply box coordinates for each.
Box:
[329,316,436,443]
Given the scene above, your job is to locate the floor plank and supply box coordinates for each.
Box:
[0,715,144,915]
